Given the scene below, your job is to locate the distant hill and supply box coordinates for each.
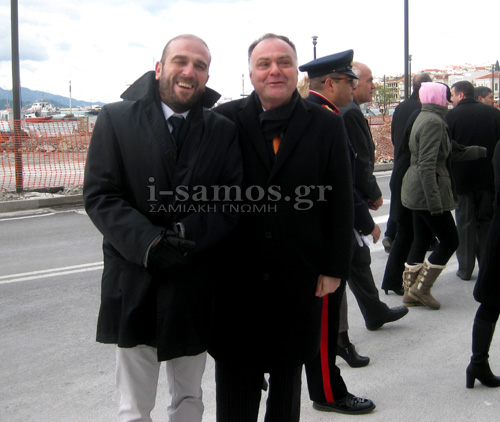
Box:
[0,87,105,109]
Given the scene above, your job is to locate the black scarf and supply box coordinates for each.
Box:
[254,90,300,141]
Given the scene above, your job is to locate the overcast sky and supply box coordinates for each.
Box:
[1,0,498,104]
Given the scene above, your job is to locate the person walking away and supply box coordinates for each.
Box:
[401,82,486,309]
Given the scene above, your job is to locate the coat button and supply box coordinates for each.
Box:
[265,231,272,239]
[263,273,270,280]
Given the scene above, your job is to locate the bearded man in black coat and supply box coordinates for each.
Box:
[84,35,242,422]
[448,80,500,280]
[211,33,354,422]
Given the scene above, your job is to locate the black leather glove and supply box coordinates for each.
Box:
[147,229,196,270]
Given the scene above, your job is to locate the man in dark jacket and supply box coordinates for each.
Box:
[83,35,242,422]
[381,73,432,294]
[211,33,354,422]
[340,62,408,331]
[448,80,500,280]
[299,50,375,415]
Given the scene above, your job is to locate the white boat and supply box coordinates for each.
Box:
[25,100,59,117]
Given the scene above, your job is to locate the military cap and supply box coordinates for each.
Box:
[299,49,358,79]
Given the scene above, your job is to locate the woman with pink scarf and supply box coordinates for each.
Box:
[400,82,486,310]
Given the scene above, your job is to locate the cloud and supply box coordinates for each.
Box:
[1,0,499,104]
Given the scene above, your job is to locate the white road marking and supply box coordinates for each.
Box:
[0,262,103,285]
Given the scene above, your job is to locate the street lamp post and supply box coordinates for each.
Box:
[312,36,318,59]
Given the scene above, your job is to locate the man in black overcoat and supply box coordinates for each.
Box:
[299,50,375,415]
[448,81,500,280]
[83,35,242,422]
[210,34,354,422]
[340,62,408,330]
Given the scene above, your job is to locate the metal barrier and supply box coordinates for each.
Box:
[0,114,394,191]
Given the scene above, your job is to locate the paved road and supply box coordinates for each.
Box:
[1,172,499,421]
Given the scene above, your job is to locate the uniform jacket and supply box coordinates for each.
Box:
[401,103,485,215]
[210,91,354,370]
[83,71,242,361]
[474,142,500,307]
[447,98,500,194]
[306,91,374,235]
[340,99,382,203]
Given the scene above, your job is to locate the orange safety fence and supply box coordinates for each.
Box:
[0,114,394,192]
[0,118,94,191]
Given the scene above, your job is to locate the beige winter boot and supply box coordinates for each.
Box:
[402,263,423,307]
[408,259,445,310]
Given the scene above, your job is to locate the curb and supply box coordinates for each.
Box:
[0,194,84,213]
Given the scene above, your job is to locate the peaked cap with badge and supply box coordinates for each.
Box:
[299,49,358,79]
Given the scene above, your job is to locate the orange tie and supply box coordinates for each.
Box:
[272,134,281,154]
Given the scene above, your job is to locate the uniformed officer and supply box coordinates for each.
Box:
[299,50,376,415]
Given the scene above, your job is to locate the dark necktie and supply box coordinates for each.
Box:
[169,115,184,142]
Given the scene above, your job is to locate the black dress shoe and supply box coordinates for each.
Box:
[384,287,404,296]
[366,306,409,331]
[313,393,376,414]
[382,236,392,253]
[337,343,370,368]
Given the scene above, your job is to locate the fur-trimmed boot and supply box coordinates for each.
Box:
[408,259,444,310]
[402,263,423,307]
[466,318,500,388]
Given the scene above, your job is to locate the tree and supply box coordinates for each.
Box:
[373,81,399,115]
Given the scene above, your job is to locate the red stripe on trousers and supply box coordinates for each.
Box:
[320,294,334,402]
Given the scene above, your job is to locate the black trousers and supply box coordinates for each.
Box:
[305,280,348,403]
[381,205,414,291]
[455,191,494,278]
[407,210,459,266]
[348,236,390,325]
[215,361,302,422]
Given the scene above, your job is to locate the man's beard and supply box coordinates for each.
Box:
[159,77,205,113]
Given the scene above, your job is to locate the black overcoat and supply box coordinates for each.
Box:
[305,91,374,235]
[474,142,500,307]
[209,92,354,370]
[447,98,500,194]
[83,72,242,361]
[340,100,382,203]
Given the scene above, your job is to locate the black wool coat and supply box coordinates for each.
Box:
[340,100,382,203]
[210,91,354,370]
[305,91,374,235]
[474,142,500,307]
[83,71,242,361]
[447,98,500,194]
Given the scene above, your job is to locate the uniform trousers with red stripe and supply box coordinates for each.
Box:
[304,279,349,403]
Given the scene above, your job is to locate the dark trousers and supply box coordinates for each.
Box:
[305,281,348,403]
[407,210,459,266]
[476,303,500,324]
[215,361,302,422]
[348,236,390,325]
[455,191,494,278]
[381,205,414,291]
[385,216,398,239]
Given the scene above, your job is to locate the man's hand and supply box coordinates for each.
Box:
[315,275,341,297]
[147,229,196,270]
[371,223,381,244]
[368,196,383,211]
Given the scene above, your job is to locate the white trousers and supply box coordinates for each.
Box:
[116,345,207,422]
